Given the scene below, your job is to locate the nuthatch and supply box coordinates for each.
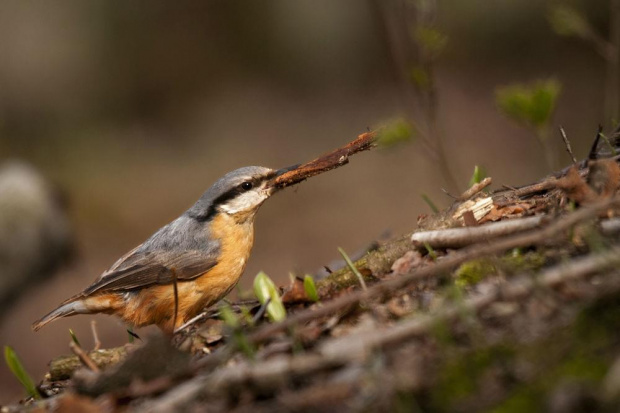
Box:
[33,165,295,334]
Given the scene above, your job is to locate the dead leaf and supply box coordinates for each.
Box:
[282,277,311,304]
[391,250,424,275]
[555,167,596,204]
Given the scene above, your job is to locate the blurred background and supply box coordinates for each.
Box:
[0,0,615,404]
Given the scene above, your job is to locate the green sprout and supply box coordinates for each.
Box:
[253,271,287,322]
[4,346,41,399]
[496,78,562,169]
[421,194,440,213]
[424,242,438,261]
[468,165,487,187]
[377,118,415,148]
[338,247,367,290]
[219,302,240,329]
[218,303,254,358]
[548,5,592,39]
[414,26,448,60]
[69,329,81,346]
[496,79,561,130]
[303,275,320,302]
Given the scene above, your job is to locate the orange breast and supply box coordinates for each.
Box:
[115,212,256,332]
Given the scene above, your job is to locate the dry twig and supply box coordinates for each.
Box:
[411,216,544,248]
[268,132,377,189]
[559,126,578,164]
[69,341,100,373]
[459,177,493,201]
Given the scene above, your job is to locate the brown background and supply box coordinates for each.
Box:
[0,0,611,404]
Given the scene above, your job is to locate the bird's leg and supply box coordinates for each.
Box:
[90,320,101,351]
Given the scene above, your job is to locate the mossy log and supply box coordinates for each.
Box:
[48,346,128,381]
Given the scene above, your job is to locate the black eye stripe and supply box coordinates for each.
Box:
[189,171,277,222]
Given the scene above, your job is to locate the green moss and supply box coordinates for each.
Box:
[500,249,546,273]
[366,236,414,275]
[491,387,543,413]
[557,355,608,382]
[432,346,514,409]
[574,293,620,347]
[454,259,497,287]
[422,292,620,412]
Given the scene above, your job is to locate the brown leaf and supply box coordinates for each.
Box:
[555,166,597,204]
[282,277,311,304]
[53,392,104,413]
[587,159,620,198]
[391,250,424,275]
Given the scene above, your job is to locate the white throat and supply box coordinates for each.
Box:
[219,190,270,215]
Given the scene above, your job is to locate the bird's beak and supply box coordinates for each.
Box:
[275,164,300,177]
[267,164,300,193]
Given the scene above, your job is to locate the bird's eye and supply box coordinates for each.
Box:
[241,181,253,191]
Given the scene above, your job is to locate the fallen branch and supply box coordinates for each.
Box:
[267,131,377,189]
[145,244,620,411]
[49,346,128,381]
[411,216,544,249]
[458,177,493,201]
[249,196,620,343]
[69,342,100,373]
[319,244,620,360]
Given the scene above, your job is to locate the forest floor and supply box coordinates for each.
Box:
[5,135,620,412]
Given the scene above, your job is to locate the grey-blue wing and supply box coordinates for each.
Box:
[83,250,219,294]
[83,216,220,295]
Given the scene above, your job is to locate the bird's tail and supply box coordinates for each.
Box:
[32,298,88,331]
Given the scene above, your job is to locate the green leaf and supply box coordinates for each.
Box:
[303,275,319,302]
[219,302,240,328]
[377,118,415,147]
[69,329,80,346]
[338,247,367,290]
[421,193,440,213]
[414,26,448,59]
[218,304,255,358]
[496,79,562,129]
[424,242,437,261]
[4,346,41,399]
[410,66,431,89]
[548,5,591,39]
[253,271,287,322]
[468,165,486,187]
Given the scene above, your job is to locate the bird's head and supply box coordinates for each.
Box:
[187,165,297,222]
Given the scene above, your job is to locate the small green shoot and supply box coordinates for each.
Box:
[253,271,287,322]
[377,118,415,148]
[219,302,240,329]
[599,132,618,156]
[496,78,562,169]
[424,242,437,261]
[410,65,430,89]
[548,5,592,39]
[239,305,254,325]
[413,26,448,60]
[69,329,81,346]
[338,247,367,290]
[4,346,41,400]
[421,194,439,213]
[304,275,319,302]
[468,165,486,187]
[218,303,254,358]
[495,79,561,130]
[126,329,141,343]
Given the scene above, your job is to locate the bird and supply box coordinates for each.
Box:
[32,165,295,334]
